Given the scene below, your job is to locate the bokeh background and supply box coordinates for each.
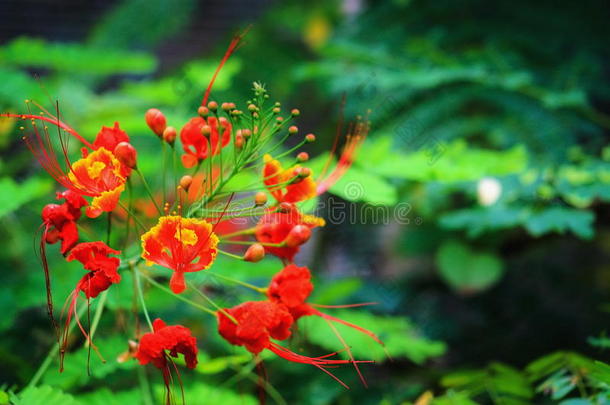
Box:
[1,0,610,403]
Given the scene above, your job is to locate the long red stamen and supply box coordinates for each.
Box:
[312,308,384,346]
[2,113,93,148]
[201,27,250,107]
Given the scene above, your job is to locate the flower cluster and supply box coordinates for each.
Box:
[3,32,376,401]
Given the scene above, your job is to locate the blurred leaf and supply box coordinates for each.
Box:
[524,207,594,239]
[11,385,80,405]
[436,241,504,293]
[0,37,156,75]
[0,177,52,218]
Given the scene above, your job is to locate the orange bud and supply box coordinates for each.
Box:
[284,225,311,248]
[201,125,212,136]
[291,108,300,116]
[242,129,252,138]
[235,133,244,149]
[278,202,292,213]
[305,133,316,143]
[288,125,298,135]
[179,175,193,190]
[244,243,265,262]
[254,192,267,206]
[221,102,233,111]
[114,142,137,169]
[163,126,176,145]
[207,101,218,111]
[297,152,309,162]
[145,108,166,137]
[198,106,209,117]
[298,167,311,178]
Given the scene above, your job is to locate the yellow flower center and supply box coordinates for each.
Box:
[87,161,106,179]
[175,227,198,246]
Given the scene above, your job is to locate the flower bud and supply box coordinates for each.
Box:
[201,125,212,136]
[276,117,284,123]
[221,102,233,112]
[163,126,176,145]
[235,133,244,149]
[297,152,309,162]
[248,104,258,112]
[272,107,280,114]
[207,101,218,111]
[179,175,193,190]
[45,228,61,244]
[114,142,138,169]
[198,106,209,117]
[244,243,265,262]
[305,133,316,143]
[254,192,267,206]
[278,202,292,213]
[291,108,300,117]
[288,125,298,135]
[242,129,252,138]
[145,108,166,137]
[297,167,311,178]
[284,225,311,248]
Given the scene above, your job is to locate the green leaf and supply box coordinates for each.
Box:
[329,165,397,205]
[11,385,80,405]
[436,241,504,293]
[0,37,156,75]
[0,177,52,218]
[524,207,594,239]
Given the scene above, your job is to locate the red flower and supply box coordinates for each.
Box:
[267,264,383,345]
[263,154,316,203]
[67,241,121,298]
[217,301,293,354]
[255,204,325,261]
[180,116,231,168]
[140,216,219,294]
[68,148,126,218]
[6,113,126,217]
[91,122,134,177]
[217,300,372,388]
[60,241,121,371]
[135,318,198,370]
[135,318,198,404]
[42,190,87,254]
[267,264,384,387]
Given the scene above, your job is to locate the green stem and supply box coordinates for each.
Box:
[136,168,162,215]
[139,272,218,317]
[85,290,108,347]
[133,265,154,331]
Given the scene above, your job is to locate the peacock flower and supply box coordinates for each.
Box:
[135,318,198,404]
[140,216,219,294]
[267,264,384,386]
[60,241,121,370]
[68,148,126,218]
[90,122,135,177]
[135,318,198,370]
[255,203,325,261]
[67,241,122,298]
[263,154,317,203]
[41,190,88,255]
[217,300,372,388]
[180,116,231,168]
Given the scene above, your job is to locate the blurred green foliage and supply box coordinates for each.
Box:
[1,0,610,403]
